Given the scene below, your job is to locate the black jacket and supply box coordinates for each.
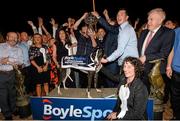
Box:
[98,17,119,57]
[100,67,148,120]
[113,77,148,120]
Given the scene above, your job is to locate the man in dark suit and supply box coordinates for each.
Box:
[138,8,175,119]
[138,8,174,91]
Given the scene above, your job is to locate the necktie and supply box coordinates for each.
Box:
[145,31,154,50]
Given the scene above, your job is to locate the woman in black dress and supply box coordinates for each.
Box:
[29,33,50,97]
[55,29,72,93]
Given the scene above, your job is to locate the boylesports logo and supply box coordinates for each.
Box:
[42,99,112,120]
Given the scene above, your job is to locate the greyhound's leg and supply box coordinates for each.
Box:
[67,69,74,82]
[57,84,62,95]
[62,69,68,90]
[56,71,61,95]
[74,71,80,88]
[56,77,61,95]
[87,71,94,98]
[62,78,68,90]
[94,73,102,93]
[68,75,74,82]
[57,68,64,95]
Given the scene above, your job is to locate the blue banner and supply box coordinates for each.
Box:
[30,97,153,120]
[30,97,116,120]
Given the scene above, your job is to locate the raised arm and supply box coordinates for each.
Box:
[50,18,58,38]
[73,12,88,30]
[39,17,51,37]
[38,17,43,35]
[103,9,115,25]
[27,20,38,34]
[92,11,118,34]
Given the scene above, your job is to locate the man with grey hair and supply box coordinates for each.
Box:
[138,8,175,119]
[0,32,23,120]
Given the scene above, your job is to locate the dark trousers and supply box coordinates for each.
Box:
[141,71,151,94]
[21,66,32,94]
[162,74,171,103]
[0,70,16,118]
[103,62,120,87]
[79,70,88,88]
[100,66,120,83]
[170,70,180,119]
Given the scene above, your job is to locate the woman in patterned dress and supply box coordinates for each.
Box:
[48,38,59,88]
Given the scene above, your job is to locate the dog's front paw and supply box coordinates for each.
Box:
[58,91,62,95]
[96,88,102,93]
[57,87,62,95]
[64,87,68,90]
[87,92,92,98]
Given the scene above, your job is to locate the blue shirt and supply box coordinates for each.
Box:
[107,21,139,65]
[18,42,30,67]
[172,27,180,72]
[0,42,23,71]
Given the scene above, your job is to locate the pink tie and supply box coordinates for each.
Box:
[145,31,153,50]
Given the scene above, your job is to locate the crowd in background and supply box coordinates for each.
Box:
[0,7,180,120]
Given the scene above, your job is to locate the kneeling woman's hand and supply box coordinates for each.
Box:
[106,112,117,120]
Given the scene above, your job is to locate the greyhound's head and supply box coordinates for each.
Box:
[90,48,104,64]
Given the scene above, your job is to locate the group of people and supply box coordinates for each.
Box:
[93,8,175,120]
[0,7,180,120]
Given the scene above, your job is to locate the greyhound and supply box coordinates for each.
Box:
[86,48,103,98]
[58,48,104,98]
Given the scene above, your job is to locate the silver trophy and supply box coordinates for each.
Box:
[84,13,98,30]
